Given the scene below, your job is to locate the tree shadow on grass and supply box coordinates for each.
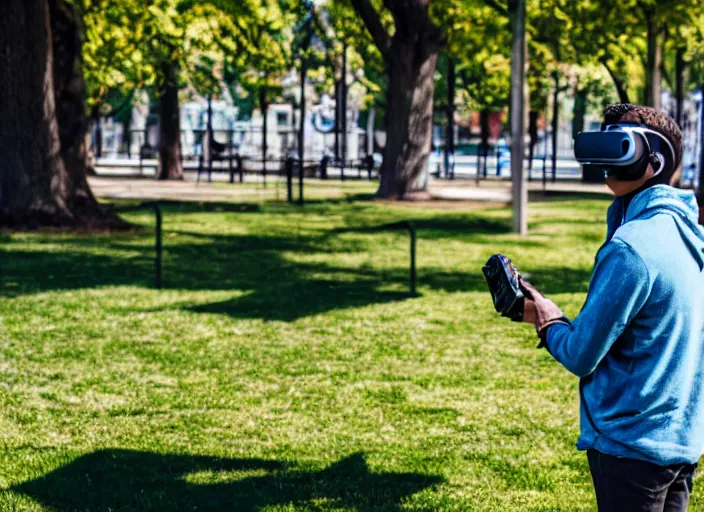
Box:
[331,215,512,240]
[189,280,413,321]
[1,202,593,319]
[13,449,442,512]
[185,266,494,321]
[528,190,614,202]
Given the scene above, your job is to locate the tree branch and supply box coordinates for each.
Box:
[459,69,478,90]
[349,0,391,57]
[485,0,508,16]
[600,56,630,104]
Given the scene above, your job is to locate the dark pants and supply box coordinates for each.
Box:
[588,449,697,512]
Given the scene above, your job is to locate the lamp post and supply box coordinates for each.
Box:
[294,2,315,206]
[551,70,559,183]
[260,84,268,187]
[299,58,307,206]
[340,40,348,181]
[509,0,528,235]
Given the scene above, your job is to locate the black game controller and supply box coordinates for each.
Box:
[482,254,525,322]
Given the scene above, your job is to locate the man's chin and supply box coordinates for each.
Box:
[605,178,629,197]
[606,176,650,197]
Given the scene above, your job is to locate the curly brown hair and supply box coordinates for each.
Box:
[602,104,683,171]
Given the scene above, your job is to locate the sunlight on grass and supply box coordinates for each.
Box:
[0,192,700,511]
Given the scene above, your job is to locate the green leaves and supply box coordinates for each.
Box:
[76,0,704,120]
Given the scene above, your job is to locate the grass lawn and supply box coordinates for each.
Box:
[0,184,700,511]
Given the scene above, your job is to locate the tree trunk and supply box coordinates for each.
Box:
[675,46,685,127]
[50,0,107,211]
[348,0,441,199]
[260,87,268,176]
[334,78,341,161]
[644,15,662,109]
[573,88,587,139]
[377,34,440,199]
[156,60,183,180]
[601,58,630,104]
[480,109,490,148]
[444,57,455,179]
[122,114,132,160]
[86,105,101,172]
[0,0,123,229]
[528,110,538,171]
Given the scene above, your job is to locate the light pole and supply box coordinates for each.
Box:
[509,0,528,235]
[260,84,268,187]
[551,71,559,183]
[295,2,315,206]
[340,40,348,181]
[299,58,307,206]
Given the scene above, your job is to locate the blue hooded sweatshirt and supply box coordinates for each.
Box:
[545,185,704,466]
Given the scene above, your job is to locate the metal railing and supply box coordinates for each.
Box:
[366,221,417,296]
[112,201,162,289]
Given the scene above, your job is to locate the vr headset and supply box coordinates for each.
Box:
[574,124,675,181]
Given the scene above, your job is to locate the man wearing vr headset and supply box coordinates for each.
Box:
[524,104,704,511]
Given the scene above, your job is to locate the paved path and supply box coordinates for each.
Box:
[89,173,610,205]
[429,178,610,202]
[89,174,376,204]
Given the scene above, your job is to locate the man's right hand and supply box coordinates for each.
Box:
[523,299,537,325]
[520,279,565,334]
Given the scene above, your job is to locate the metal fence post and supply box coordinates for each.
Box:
[113,201,163,289]
[408,222,416,296]
[286,156,294,203]
[371,221,417,296]
[140,201,162,289]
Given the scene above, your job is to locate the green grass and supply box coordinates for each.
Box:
[0,187,700,511]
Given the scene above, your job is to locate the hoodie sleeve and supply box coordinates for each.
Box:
[544,239,652,378]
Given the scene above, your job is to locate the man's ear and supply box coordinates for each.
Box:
[669,166,682,186]
[642,164,656,181]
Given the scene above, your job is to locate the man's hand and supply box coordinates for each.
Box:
[520,278,565,334]
[523,299,537,324]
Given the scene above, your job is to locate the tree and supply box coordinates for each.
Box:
[347,0,443,199]
[0,0,125,228]
[81,0,245,180]
[144,1,191,180]
[217,0,298,167]
[441,1,511,150]
[564,0,704,109]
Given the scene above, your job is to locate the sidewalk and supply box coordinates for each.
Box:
[429,177,610,202]
[88,174,610,205]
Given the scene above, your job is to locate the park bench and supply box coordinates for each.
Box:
[197,130,237,182]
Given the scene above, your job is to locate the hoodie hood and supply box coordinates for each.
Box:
[617,185,704,270]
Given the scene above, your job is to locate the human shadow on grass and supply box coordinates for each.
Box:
[13,449,442,512]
